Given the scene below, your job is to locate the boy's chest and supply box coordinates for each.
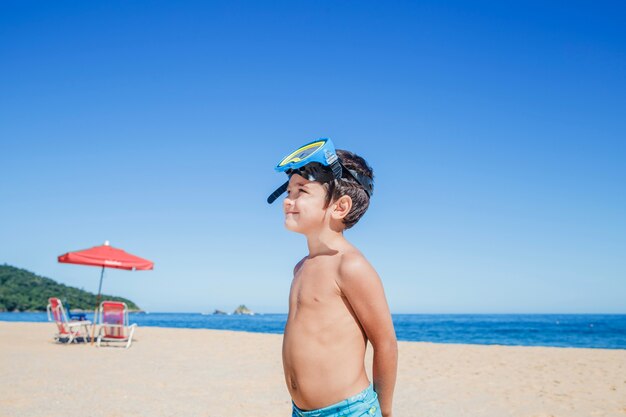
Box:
[290,260,342,308]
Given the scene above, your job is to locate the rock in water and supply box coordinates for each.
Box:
[233,304,254,315]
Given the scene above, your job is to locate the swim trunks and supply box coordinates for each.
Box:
[292,384,382,417]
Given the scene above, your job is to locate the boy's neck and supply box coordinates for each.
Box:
[305,228,345,257]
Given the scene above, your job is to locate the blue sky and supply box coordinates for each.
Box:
[1,1,625,313]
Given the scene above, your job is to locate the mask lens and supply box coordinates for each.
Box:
[278,140,327,169]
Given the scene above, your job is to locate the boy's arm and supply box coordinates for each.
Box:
[338,253,398,417]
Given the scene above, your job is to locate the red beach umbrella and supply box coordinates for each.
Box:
[58,241,154,272]
[58,241,153,343]
[58,240,153,298]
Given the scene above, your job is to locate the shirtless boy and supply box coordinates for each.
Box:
[267,138,398,417]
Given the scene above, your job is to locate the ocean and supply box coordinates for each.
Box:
[2,312,625,349]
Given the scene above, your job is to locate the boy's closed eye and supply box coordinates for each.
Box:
[287,187,307,195]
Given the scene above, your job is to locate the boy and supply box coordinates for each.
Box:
[267,138,398,417]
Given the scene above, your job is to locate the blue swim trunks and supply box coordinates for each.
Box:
[292,384,382,417]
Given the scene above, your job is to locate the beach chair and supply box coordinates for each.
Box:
[96,301,137,349]
[64,301,88,321]
[46,297,92,344]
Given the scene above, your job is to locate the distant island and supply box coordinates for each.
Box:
[232,304,254,315]
[0,264,140,312]
[210,306,255,315]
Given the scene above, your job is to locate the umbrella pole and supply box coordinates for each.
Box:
[91,266,105,345]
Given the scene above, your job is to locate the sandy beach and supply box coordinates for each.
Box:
[1,322,624,417]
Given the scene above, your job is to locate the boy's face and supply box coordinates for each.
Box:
[283,174,329,234]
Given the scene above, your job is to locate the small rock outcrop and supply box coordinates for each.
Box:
[213,309,228,315]
[233,304,254,315]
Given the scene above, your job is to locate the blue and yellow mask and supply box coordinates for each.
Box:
[267,138,373,204]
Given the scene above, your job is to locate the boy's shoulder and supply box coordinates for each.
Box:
[337,247,377,286]
[334,246,384,305]
[292,244,373,277]
[293,256,307,275]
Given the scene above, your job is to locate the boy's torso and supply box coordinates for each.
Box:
[282,246,370,411]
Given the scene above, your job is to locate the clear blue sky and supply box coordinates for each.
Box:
[1,1,624,313]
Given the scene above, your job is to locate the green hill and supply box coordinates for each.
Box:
[0,264,140,312]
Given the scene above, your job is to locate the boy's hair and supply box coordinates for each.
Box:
[323,149,374,230]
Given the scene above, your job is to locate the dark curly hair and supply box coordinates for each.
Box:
[323,149,374,229]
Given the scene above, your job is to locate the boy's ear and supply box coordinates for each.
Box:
[331,195,353,220]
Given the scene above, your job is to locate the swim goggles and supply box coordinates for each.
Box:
[267,138,373,204]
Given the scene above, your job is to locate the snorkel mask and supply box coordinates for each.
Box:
[267,138,374,204]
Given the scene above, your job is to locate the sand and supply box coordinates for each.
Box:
[1,322,625,417]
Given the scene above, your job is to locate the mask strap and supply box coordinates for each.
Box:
[342,166,374,198]
[267,180,289,204]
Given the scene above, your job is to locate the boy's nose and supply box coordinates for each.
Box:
[283,197,294,210]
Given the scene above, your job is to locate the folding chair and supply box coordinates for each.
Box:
[96,301,137,349]
[64,301,88,321]
[46,297,92,344]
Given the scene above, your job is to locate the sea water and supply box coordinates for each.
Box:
[2,312,624,349]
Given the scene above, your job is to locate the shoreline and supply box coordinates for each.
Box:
[3,318,625,352]
[2,312,625,351]
[3,310,625,314]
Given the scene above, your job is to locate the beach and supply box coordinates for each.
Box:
[1,322,625,417]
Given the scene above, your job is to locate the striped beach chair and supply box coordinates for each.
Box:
[96,301,137,349]
[46,297,92,344]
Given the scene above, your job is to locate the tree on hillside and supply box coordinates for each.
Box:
[0,264,140,312]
